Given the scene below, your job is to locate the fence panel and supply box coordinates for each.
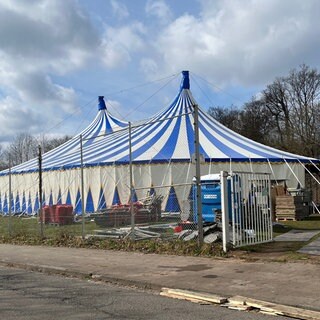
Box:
[230,172,273,247]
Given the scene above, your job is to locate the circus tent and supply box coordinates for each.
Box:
[0,71,318,215]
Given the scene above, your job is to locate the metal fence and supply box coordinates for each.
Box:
[229,172,273,247]
[0,108,273,250]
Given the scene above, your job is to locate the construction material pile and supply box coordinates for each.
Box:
[276,195,309,221]
[94,195,163,228]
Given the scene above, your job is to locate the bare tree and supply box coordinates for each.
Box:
[208,102,276,145]
[207,65,320,157]
[240,99,277,144]
[0,144,8,170]
[5,133,38,167]
[38,134,72,153]
[262,77,293,148]
[287,65,320,156]
[261,64,320,156]
[208,105,242,132]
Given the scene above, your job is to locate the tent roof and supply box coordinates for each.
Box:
[2,71,318,174]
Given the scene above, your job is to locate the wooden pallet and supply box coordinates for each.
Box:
[275,194,309,221]
[276,217,297,221]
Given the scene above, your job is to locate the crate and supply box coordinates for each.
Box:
[55,205,74,225]
[39,204,73,225]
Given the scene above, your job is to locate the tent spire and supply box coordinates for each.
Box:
[180,70,190,90]
[98,96,107,110]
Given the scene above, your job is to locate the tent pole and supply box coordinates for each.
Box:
[80,134,85,239]
[193,104,203,246]
[129,122,135,238]
[38,145,44,238]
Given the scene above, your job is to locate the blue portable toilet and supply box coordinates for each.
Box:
[193,174,232,223]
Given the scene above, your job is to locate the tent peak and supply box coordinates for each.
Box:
[180,70,190,90]
[98,96,106,110]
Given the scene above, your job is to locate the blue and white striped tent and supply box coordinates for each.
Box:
[0,71,317,215]
[8,96,128,172]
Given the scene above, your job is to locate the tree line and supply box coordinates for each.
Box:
[0,134,71,170]
[208,64,320,158]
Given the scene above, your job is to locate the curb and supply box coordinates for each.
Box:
[1,260,320,320]
[0,260,162,292]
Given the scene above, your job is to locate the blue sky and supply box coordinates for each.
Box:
[0,0,320,144]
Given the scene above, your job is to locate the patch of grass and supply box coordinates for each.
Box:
[281,215,320,230]
[1,215,320,261]
[0,216,227,257]
[85,238,227,258]
[0,216,98,239]
[239,240,305,253]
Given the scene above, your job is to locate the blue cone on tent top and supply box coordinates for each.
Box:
[97,96,128,134]
[5,95,129,173]
[180,70,190,90]
[98,96,107,110]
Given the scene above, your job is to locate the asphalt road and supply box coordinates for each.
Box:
[0,266,285,320]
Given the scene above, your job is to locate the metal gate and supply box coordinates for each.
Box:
[229,172,273,247]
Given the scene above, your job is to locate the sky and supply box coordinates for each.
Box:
[0,0,320,144]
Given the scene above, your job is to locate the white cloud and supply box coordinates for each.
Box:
[152,0,320,87]
[0,0,99,142]
[145,0,173,24]
[100,23,146,68]
[8,71,76,112]
[0,97,43,141]
[110,0,129,20]
[140,58,159,76]
[2,0,320,143]
[0,0,98,74]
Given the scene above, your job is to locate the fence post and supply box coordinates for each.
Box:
[221,171,230,253]
[38,145,44,238]
[193,103,203,246]
[129,121,135,239]
[80,134,85,239]
[8,160,12,236]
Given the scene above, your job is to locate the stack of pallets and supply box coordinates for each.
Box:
[275,195,309,221]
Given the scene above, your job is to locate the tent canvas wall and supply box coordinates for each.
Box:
[0,71,318,215]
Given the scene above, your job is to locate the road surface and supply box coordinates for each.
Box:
[0,266,285,320]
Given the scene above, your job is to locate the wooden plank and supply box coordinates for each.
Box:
[232,296,320,320]
[160,292,211,304]
[223,297,253,311]
[228,295,246,305]
[227,304,252,311]
[162,291,320,319]
[161,288,227,304]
